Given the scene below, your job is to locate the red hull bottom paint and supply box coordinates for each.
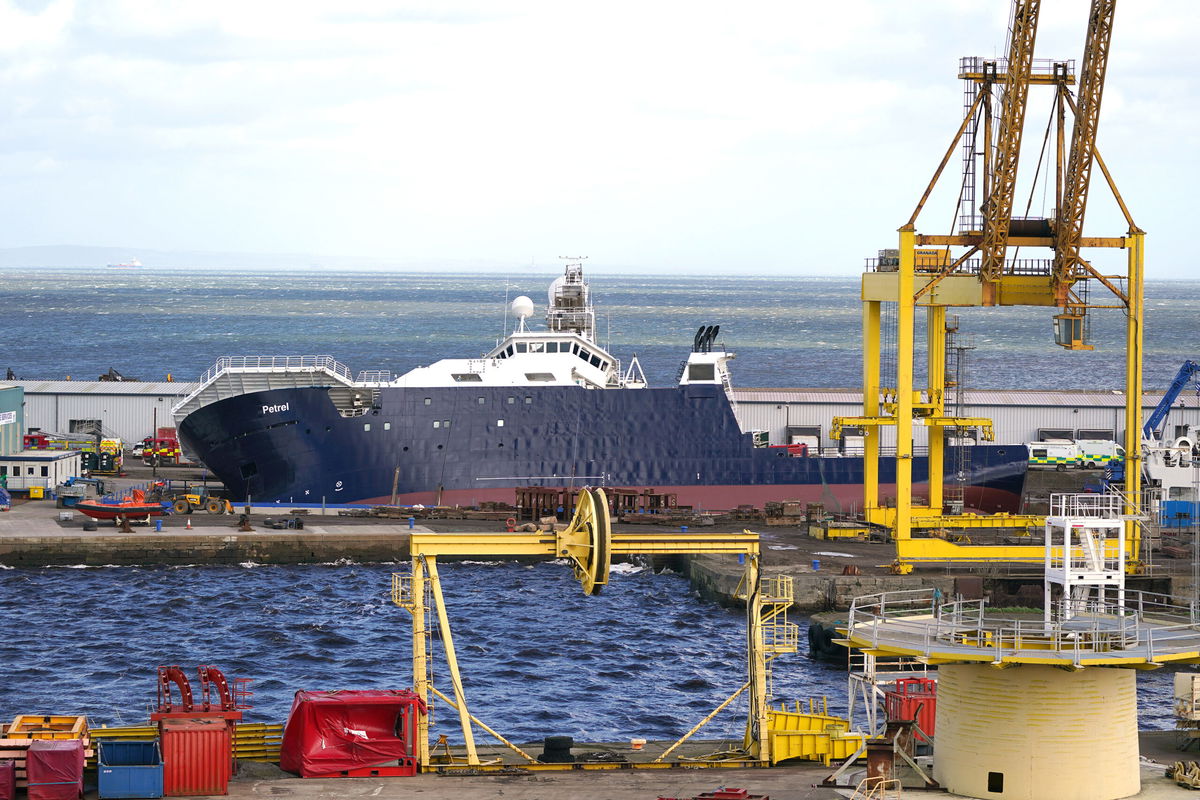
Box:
[354,483,1020,517]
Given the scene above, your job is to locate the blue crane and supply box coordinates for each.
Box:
[1143,360,1200,441]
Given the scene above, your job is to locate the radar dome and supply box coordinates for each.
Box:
[511,295,535,320]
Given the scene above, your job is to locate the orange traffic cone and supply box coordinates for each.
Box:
[185,517,192,530]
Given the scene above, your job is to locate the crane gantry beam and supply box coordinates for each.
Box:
[1054,0,1119,306]
[979,0,1042,285]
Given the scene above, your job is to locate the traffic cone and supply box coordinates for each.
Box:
[185,517,192,530]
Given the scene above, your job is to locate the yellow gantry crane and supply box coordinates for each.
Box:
[834,0,1143,573]
[390,489,800,769]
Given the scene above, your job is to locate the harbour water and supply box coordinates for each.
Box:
[0,560,849,742]
[0,266,1192,738]
[0,267,1198,390]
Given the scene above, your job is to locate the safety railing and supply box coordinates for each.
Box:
[1049,492,1125,518]
[848,588,1200,664]
[957,56,1075,79]
[174,355,358,415]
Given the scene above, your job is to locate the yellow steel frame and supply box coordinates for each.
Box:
[844,2,1144,574]
[397,504,774,770]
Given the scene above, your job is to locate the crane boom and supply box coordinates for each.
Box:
[1143,361,1200,441]
[979,0,1041,282]
[1053,0,1118,304]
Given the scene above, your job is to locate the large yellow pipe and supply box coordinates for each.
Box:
[427,558,481,765]
[863,300,882,515]
[895,228,916,545]
[927,305,947,512]
[1124,231,1145,568]
[411,557,430,767]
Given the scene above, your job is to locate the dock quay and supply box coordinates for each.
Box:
[1,496,1191,612]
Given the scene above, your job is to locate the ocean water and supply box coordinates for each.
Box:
[0,266,1189,738]
[0,267,1196,390]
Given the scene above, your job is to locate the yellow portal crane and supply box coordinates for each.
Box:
[392,490,798,769]
[837,0,1144,573]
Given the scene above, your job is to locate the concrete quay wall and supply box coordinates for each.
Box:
[680,553,957,613]
[0,528,411,567]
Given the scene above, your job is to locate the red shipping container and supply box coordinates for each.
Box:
[161,717,232,797]
[0,759,14,800]
[26,740,83,800]
[883,677,937,742]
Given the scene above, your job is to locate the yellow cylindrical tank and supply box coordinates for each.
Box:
[933,663,1138,800]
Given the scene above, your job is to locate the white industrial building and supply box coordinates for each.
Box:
[731,388,1198,453]
[0,380,195,446]
[0,380,1193,457]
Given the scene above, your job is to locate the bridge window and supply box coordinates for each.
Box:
[515,342,527,353]
[589,354,602,368]
[545,342,558,353]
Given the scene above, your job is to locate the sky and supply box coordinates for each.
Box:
[0,0,1195,275]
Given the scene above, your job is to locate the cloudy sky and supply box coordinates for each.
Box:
[0,0,1194,275]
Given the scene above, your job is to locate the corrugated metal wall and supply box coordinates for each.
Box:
[0,386,23,455]
[11,383,193,445]
[733,390,1200,452]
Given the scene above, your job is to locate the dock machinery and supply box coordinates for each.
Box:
[834,0,1145,573]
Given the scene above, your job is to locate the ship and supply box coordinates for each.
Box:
[173,264,1027,510]
[106,258,144,269]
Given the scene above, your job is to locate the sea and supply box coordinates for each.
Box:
[0,266,1196,741]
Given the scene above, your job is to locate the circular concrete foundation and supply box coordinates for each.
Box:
[933,663,1139,800]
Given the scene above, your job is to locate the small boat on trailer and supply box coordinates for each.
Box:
[76,489,171,521]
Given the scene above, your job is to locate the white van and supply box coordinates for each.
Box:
[1074,439,1125,470]
[1027,440,1081,470]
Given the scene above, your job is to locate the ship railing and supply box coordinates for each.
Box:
[174,355,357,415]
[355,370,393,384]
[199,355,354,382]
[850,588,1200,663]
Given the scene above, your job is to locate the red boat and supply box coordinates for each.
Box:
[76,489,171,521]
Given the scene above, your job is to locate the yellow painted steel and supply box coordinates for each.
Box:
[862,300,881,517]
[427,686,535,763]
[1124,231,1145,569]
[934,664,1139,800]
[425,558,479,765]
[396,494,778,770]
[750,703,865,767]
[852,3,1144,574]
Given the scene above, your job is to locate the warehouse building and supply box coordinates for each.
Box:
[731,388,1200,454]
[0,380,1194,458]
[0,385,22,455]
[0,380,194,446]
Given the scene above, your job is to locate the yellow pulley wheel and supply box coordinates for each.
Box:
[558,488,612,595]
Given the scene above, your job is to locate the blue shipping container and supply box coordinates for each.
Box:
[98,740,163,799]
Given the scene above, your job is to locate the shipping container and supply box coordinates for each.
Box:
[884,677,936,741]
[161,718,231,797]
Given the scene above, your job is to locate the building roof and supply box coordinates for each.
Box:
[733,388,1196,408]
[3,450,82,461]
[0,380,196,396]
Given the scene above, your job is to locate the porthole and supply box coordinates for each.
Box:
[437,444,443,450]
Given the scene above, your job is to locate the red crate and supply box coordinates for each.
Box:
[883,677,936,741]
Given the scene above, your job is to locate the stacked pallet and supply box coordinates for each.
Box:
[0,715,93,789]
